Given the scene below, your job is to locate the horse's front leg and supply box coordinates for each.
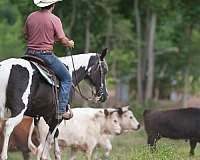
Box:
[37,143,51,160]
[54,133,62,160]
[1,111,25,160]
[41,126,59,160]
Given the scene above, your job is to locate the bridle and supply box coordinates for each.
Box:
[70,52,106,103]
[86,55,105,96]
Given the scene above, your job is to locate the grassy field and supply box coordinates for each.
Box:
[8,127,200,160]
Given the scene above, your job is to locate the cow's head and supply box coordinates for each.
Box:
[103,109,121,135]
[95,109,121,135]
[117,106,140,132]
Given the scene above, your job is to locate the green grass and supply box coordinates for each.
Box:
[8,128,200,160]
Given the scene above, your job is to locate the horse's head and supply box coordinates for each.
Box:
[85,48,108,102]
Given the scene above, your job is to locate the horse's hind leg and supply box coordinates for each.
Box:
[1,110,25,160]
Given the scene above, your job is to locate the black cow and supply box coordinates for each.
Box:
[143,108,200,156]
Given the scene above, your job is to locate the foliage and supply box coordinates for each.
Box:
[107,49,136,78]
[132,144,183,160]
[1,0,200,100]
[0,1,24,58]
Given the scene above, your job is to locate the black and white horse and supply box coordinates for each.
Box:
[0,49,108,160]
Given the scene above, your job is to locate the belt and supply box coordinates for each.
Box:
[27,49,53,54]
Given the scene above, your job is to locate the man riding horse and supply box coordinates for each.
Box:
[0,0,109,159]
[24,0,74,120]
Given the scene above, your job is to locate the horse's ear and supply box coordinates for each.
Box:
[100,48,108,60]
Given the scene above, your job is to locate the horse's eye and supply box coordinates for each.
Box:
[114,120,117,123]
[130,116,133,119]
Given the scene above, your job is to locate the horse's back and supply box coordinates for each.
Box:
[0,58,33,80]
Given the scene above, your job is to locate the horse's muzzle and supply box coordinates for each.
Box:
[99,94,107,102]
[97,87,108,102]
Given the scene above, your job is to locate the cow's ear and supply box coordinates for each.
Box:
[100,48,108,60]
[121,106,129,112]
[104,109,110,117]
[117,108,123,116]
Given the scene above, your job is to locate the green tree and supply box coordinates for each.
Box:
[0,1,24,58]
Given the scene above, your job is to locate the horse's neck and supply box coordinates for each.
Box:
[72,68,87,86]
[59,53,96,86]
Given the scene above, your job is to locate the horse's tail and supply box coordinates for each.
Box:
[28,118,38,155]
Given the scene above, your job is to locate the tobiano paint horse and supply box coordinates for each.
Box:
[0,48,108,160]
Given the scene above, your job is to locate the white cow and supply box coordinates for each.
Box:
[29,108,121,160]
[95,106,140,159]
[28,106,140,160]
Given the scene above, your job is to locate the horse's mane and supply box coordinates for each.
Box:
[60,53,97,60]
[59,53,97,74]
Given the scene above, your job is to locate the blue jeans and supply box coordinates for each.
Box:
[26,50,72,113]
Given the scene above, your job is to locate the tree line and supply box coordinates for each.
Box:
[1,0,200,107]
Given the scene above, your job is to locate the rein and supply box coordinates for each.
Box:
[69,49,94,102]
[71,83,94,101]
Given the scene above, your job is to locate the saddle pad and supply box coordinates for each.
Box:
[31,61,59,87]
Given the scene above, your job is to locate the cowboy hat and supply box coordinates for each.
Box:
[33,0,62,8]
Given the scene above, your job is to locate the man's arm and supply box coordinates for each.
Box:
[53,17,75,48]
[58,37,74,48]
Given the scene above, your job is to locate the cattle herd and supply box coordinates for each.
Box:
[1,106,200,159]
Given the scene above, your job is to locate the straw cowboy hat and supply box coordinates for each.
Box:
[33,0,62,8]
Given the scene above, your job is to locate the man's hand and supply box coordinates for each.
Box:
[67,40,74,48]
[59,37,75,48]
